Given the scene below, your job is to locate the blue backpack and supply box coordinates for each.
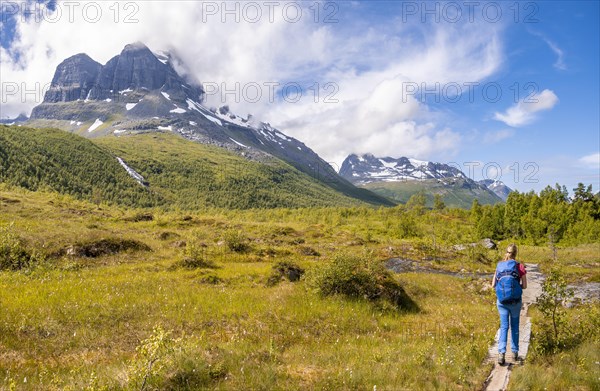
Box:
[495,260,523,304]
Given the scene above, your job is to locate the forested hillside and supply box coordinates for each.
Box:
[0,126,374,209]
[0,125,160,207]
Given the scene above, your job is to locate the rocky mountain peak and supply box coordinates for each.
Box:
[477,179,512,201]
[37,43,204,106]
[340,153,466,184]
[122,41,150,52]
[43,53,102,103]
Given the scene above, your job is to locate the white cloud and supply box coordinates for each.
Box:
[529,30,566,71]
[493,89,559,127]
[1,1,504,163]
[546,40,566,71]
[579,152,600,169]
[482,129,515,144]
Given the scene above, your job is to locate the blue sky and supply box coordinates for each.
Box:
[1,1,598,193]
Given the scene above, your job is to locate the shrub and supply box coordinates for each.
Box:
[533,269,576,354]
[174,241,216,269]
[0,223,39,270]
[223,230,249,253]
[267,261,305,286]
[532,302,600,358]
[129,326,179,390]
[199,274,223,284]
[297,245,320,256]
[306,253,418,310]
[124,212,154,222]
[64,238,151,258]
[157,231,180,241]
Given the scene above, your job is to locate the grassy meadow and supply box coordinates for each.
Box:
[1,184,598,390]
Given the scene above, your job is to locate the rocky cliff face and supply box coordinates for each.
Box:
[43,54,102,103]
[87,42,203,102]
[37,42,203,107]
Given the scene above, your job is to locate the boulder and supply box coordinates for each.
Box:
[481,238,497,250]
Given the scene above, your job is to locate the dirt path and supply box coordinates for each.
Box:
[482,263,544,391]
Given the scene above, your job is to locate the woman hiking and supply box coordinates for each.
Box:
[491,244,527,365]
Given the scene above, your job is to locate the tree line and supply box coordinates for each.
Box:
[470,183,600,244]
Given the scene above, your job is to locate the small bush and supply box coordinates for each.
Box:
[306,253,418,310]
[173,241,217,269]
[176,257,217,269]
[223,230,249,253]
[124,212,154,222]
[64,238,151,258]
[533,270,577,355]
[129,325,178,390]
[157,231,180,241]
[0,223,39,270]
[271,226,297,236]
[298,246,320,256]
[199,274,223,284]
[267,261,305,286]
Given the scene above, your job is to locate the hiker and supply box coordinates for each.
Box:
[491,244,527,365]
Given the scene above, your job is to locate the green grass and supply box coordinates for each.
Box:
[0,186,501,390]
[0,184,597,390]
[509,305,600,391]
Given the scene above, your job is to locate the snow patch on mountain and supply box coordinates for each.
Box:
[153,51,169,65]
[117,157,147,186]
[229,138,249,148]
[170,106,186,114]
[88,118,103,132]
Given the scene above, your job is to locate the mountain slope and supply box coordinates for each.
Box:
[340,153,503,208]
[0,125,374,209]
[478,179,512,201]
[0,125,159,207]
[27,42,393,207]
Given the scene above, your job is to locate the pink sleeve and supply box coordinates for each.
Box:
[518,263,527,277]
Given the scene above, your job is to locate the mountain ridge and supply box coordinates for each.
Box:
[26,42,394,207]
[340,153,508,208]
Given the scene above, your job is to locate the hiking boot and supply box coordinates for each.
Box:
[498,353,505,365]
[513,352,519,362]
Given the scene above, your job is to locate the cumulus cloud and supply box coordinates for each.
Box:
[1,0,504,163]
[578,152,600,169]
[493,89,559,127]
